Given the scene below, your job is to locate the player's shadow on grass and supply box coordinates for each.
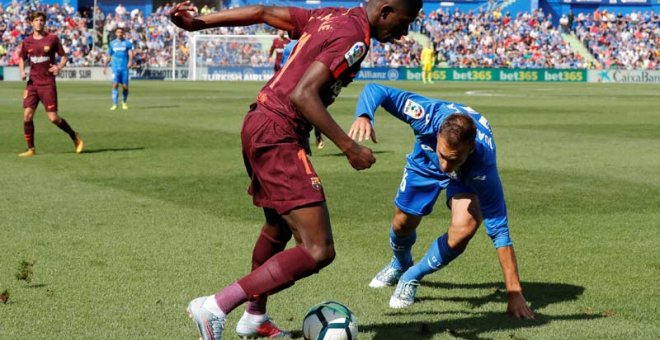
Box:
[362,311,602,340]
[361,281,600,340]
[83,147,145,154]
[419,281,584,311]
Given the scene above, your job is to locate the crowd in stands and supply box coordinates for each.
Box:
[365,37,423,67]
[574,10,659,70]
[0,0,658,70]
[420,8,587,69]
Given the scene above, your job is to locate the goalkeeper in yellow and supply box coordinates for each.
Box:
[421,41,435,84]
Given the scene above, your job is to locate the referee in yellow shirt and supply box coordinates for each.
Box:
[421,41,435,84]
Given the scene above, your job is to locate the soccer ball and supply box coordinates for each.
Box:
[302,301,358,340]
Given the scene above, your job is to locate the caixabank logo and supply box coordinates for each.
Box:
[594,70,660,83]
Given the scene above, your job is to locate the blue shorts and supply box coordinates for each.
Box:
[112,69,129,85]
[394,164,449,216]
[394,163,479,216]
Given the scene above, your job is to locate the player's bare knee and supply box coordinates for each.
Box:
[47,114,61,123]
[392,209,421,236]
[306,243,335,269]
[448,221,478,249]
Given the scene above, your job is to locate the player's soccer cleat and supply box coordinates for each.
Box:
[316,138,325,150]
[110,105,118,111]
[121,102,128,110]
[188,296,226,340]
[389,279,420,309]
[369,259,407,288]
[74,134,84,154]
[236,313,291,339]
[18,148,36,157]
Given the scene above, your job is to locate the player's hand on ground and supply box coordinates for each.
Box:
[169,1,197,30]
[344,141,375,170]
[507,292,535,319]
[348,116,378,144]
[48,64,60,76]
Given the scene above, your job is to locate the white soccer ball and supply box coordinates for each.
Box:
[303,301,358,340]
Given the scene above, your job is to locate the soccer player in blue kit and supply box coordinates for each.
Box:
[104,27,133,110]
[348,84,535,319]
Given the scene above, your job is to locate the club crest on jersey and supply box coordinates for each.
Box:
[310,177,322,191]
[44,45,50,52]
[403,99,425,119]
[344,42,366,67]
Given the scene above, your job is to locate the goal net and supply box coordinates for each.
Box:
[189,33,278,81]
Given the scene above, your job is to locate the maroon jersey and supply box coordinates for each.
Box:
[19,33,65,86]
[270,36,290,67]
[257,7,370,133]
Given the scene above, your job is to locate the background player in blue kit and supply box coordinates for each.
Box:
[349,84,535,319]
[104,27,133,110]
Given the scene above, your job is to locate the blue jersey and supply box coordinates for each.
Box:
[108,39,133,70]
[281,40,297,66]
[355,84,511,248]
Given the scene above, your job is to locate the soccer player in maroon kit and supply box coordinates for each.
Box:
[170,0,420,339]
[269,30,290,72]
[18,11,83,157]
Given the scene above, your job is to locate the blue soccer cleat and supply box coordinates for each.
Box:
[369,258,409,288]
[389,279,420,309]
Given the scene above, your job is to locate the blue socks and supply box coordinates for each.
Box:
[112,88,119,105]
[122,88,128,102]
[401,233,465,282]
[390,227,416,270]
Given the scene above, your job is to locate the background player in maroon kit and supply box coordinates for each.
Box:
[171,0,420,339]
[269,30,290,72]
[18,11,83,157]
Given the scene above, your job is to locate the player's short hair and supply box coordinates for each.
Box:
[116,26,125,32]
[439,113,476,148]
[29,11,46,22]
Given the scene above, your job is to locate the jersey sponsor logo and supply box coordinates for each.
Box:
[29,56,50,64]
[403,99,425,119]
[472,175,487,181]
[344,42,366,67]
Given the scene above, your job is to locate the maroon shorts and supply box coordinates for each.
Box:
[23,83,58,112]
[241,105,325,214]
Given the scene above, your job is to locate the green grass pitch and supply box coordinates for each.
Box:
[1,80,659,339]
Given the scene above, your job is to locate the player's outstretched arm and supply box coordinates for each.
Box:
[474,168,534,319]
[170,1,296,32]
[291,61,375,171]
[497,246,535,319]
